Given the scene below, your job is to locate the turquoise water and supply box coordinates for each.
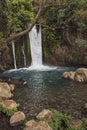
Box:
[1,66,87,119]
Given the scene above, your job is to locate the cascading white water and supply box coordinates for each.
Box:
[12,40,17,69]
[21,42,27,66]
[9,24,57,72]
[29,24,42,67]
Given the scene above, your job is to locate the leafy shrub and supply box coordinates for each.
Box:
[48,109,73,130]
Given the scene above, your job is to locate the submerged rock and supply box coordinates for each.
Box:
[36,109,53,121]
[10,111,26,126]
[1,77,27,86]
[0,82,13,99]
[24,120,53,130]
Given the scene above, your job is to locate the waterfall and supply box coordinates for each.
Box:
[12,40,17,69]
[29,24,42,67]
[21,42,27,66]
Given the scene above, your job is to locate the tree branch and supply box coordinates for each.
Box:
[4,0,46,44]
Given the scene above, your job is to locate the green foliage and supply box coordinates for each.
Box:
[40,0,87,48]
[75,39,87,47]
[0,104,19,116]
[7,0,34,33]
[82,118,87,129]
[49,109,73,130]
[0,0,35,40]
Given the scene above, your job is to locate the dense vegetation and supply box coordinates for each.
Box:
[40,0,87,65]
[0,0,87,70]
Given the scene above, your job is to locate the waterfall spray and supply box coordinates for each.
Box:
[29,24,42,67]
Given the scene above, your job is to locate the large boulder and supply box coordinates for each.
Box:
[62,68,87,83]
[0,82,13,99]
[36,109,53,121]
[74,68,87,83]
[24,120,53,130]
[0,99,18,109]
[10,111,26,126]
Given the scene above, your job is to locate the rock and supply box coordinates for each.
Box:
[74,68,87,83]
[26,120,37,127]
[9,84,15,91]
[36,109,53,120]
[10,111,26,126]
[0,99,18,109]
[68,71,75,80]
[62,68,87,83]
[62,71,75,80]
[0,82,12,99]
[24,120,53,130]
[71,119,82,129]
[0,77,27,86]
[62,72,69,79]
[8,78,27,86]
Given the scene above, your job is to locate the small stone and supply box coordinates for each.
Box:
[10,111,26,126]
[36,109,53,121]
[26,120,37,127]
[23,81,27,85]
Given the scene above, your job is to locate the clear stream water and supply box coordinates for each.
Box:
[0,66,87,130]
[1,66,87,117]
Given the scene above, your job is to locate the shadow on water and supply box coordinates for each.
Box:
[0,66,87,130]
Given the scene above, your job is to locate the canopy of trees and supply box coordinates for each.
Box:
[0,0,87,46]
[0,0,87,70]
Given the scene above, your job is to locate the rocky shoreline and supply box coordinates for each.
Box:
[0,68,87,130]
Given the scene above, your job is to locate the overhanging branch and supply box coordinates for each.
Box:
[4,0,46,44]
